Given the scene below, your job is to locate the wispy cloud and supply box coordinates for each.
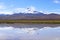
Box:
[14,6,36,13]
[0,2,14,15]
[0,2,60,15]
[0,11,13,15]
[53,0,60,4]
[0,4,37,14]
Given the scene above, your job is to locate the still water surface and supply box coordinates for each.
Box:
[0,23,60,40]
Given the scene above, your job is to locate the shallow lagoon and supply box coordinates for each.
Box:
[0,23,60,40]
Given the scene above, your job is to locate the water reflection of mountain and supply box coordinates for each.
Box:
[0,24,60,28]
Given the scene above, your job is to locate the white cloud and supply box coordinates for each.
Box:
[40,11,43,12]
[0,2,60,15]
[53,0,60,4]
[40,9,60,14]
[44,11,60,14]
[0,4,37,14]
[0,11,13,15]
[14,8,26,13]
[0,2,14,15]
[47,9,60,14]
[14,6,36,13]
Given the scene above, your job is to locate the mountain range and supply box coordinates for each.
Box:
[0,11,60,20]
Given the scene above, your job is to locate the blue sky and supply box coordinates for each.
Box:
[0,0,60,14]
